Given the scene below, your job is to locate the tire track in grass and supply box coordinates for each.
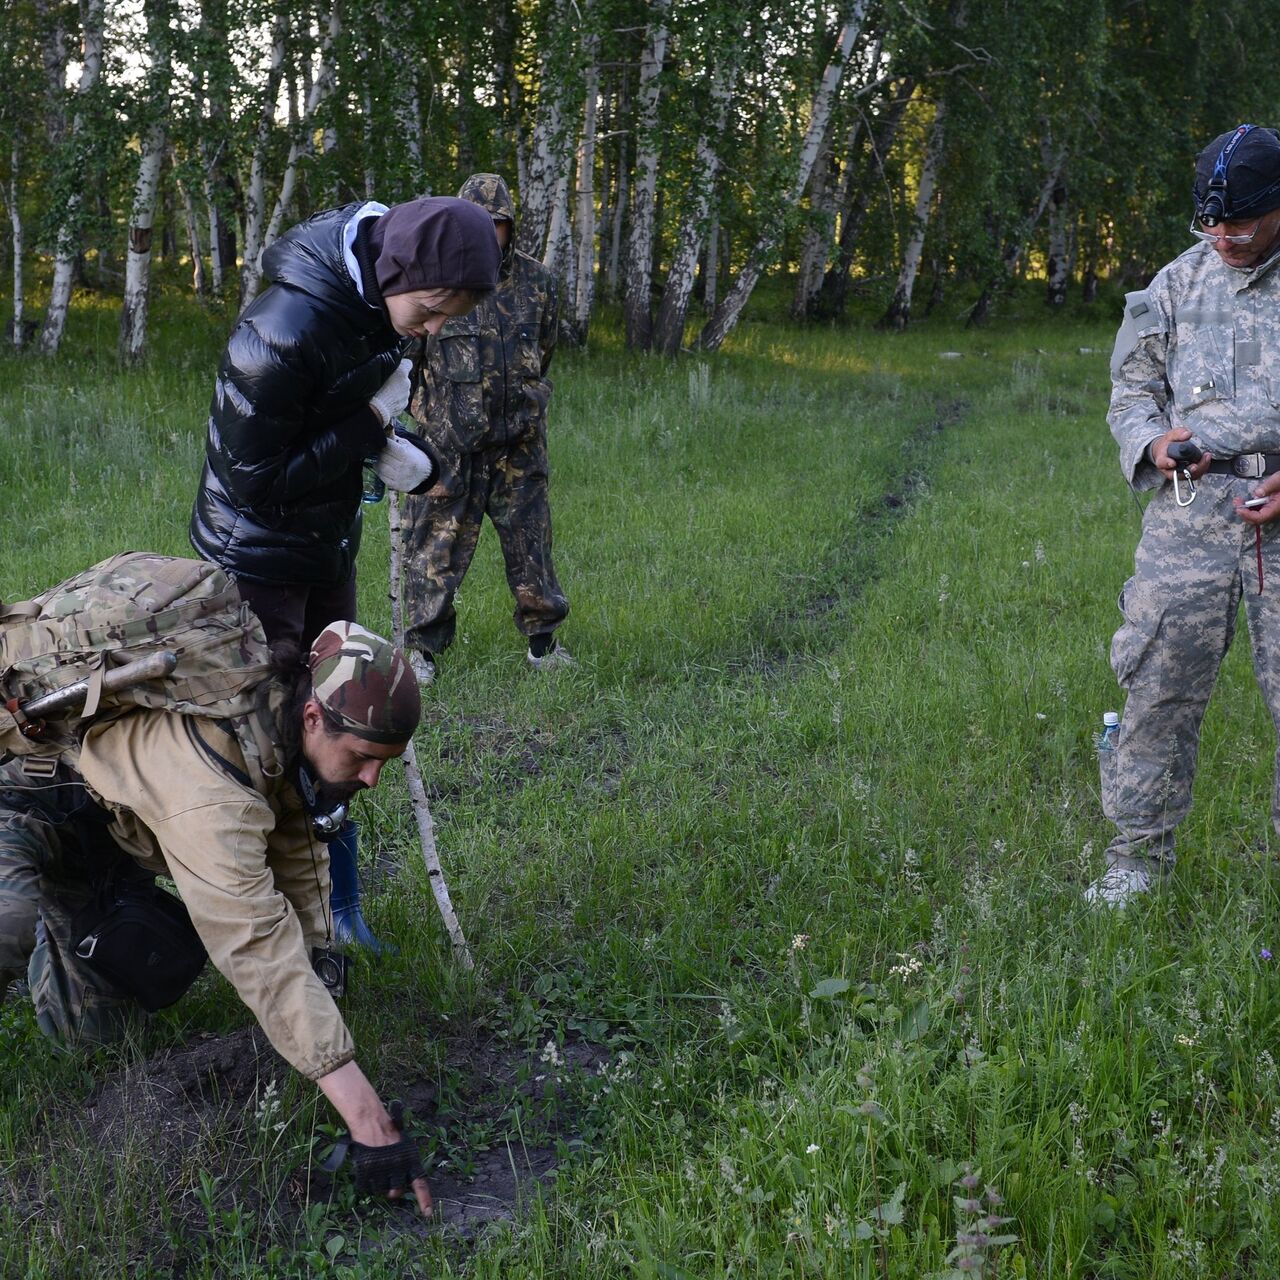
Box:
[734,395,968,679]
[415,395,968,807]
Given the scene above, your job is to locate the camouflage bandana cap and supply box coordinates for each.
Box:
[308,622,421,744]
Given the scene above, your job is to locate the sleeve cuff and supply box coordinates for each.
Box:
[346,405,390,460]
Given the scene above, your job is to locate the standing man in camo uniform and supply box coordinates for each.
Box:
[400,174,571,685]
[1092,124,1280,906]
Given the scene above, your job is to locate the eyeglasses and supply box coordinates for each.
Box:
[1189,213,1264,244]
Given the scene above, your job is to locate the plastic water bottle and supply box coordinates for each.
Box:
[361,468,386,504]
[1098,710,1120,752]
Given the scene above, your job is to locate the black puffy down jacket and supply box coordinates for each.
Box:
[189,204,407,586]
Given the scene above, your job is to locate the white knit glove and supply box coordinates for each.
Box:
[369,358,413,428]
[371,428,436,494]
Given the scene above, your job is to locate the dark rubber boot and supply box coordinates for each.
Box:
[328,821,395,956]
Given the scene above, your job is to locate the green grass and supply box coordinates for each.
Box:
[2,280,1279,1277]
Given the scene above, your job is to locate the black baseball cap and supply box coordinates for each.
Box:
[1194,125,1280,224]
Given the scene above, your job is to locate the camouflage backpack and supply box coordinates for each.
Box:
[0,552,273,768]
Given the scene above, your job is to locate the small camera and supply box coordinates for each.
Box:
[312,946,350,998]
[1167,440,1203,467]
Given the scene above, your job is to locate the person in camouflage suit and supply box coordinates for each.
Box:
[1092,124,1280,907]
[0,617,434,1213]
[401,173,570,682]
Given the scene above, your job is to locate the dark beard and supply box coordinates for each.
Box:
[297,751,365,814]
[313,776,364,809]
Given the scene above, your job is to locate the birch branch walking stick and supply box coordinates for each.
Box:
[389,491,474,970]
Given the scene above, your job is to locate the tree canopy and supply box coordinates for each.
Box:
[1,0,1274,355]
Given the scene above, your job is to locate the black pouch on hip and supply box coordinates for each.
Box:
[71,875,207,1012]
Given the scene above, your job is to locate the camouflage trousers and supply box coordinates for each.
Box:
[0,760,140,1044]
[1101,474,1280,866]
[401,430,568,655]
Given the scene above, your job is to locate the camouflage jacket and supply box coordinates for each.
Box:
[1109,240,1280,489]
[410,250,558,452]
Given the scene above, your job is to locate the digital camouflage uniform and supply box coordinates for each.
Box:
[401,173,568,657]
[1102,238,1280,870]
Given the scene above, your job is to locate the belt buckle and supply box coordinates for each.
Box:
[1233,453,1265,478]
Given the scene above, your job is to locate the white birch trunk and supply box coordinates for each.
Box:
[815,79,914,318]
[792,114,862,319]
[203,151,224,294]
[239,10,288,307]
[572,38,600,340]
[621,0,670,351]
[544,171,574,287]
[262,5,340,254]
[517,0,570,259]
[376,0,423,193]
[175,161,206,296]
[519,92,563,258]
[606,135,627,299]
[1042,135,1070,305]
[512,70,529,200]
[39,0,105,355]
[699,0,870,352]
[702,212,719,312]
[388,495,474,970]
[653,63,734,356]
[880,97,946,331]
[119,0,172,364]
[9,149,25,349]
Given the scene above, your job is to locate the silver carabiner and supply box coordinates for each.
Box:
[1173,467,1197,507]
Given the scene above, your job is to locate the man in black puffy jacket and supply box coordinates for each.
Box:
[191,195,500,650]
[189,195,500,951]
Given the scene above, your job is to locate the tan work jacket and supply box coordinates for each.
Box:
[77,706,354,1080]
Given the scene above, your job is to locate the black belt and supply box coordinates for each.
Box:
[1206,452,1280,478]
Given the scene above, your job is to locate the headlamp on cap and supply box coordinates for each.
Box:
[1193,123,1280,227]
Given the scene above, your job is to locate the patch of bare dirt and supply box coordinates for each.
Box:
[61,1022,607,1255]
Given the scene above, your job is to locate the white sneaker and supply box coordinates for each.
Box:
[527,642,575,671]
[1084,862,1155,908]
[409,651,436,686]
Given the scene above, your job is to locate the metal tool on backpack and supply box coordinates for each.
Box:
[7,650,178,739]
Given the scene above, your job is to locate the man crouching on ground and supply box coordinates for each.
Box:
[0,621,434,1213]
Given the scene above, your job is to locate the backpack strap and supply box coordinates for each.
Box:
[0,599,42,622]
[81,654,107,719]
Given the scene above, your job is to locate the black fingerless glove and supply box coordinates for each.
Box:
[351,1134,425,1194]
[320,1100,426,1194]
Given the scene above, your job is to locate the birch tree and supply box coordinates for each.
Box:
[0,0,48,348]
[878,93,945,331]
[620,0,669,351]
[517,0,576,261]
[570,26,600,341]
[39,0,105,355]
[652,59,735,355]
[698,0,871,352]
[119,0,175,364]
[791,113,857,320]
[238,6,288,306]
[260,3,341,253]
